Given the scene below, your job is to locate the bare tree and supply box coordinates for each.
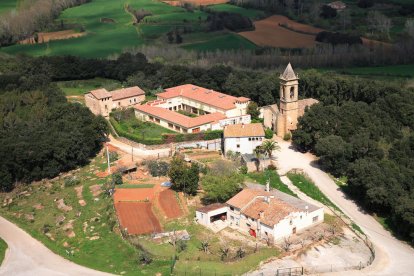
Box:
[406,19,414,38]
[200,240,210,254]
[282,237,292,252]
[367,11,392,39]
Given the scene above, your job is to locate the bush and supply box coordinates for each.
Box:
[265,128,273,139]
[177,240,187,253]
[64,176,80,187]
[316,31,362,46]
[267,164,277,171]
[111,173,123,185]
[358,0,374,8]
[239,165,248,174]
[109,151,118,163]
[147,160,169,177]
[138,251,153,265]
[283,132,291,141]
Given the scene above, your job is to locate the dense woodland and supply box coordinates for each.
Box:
[292,73,414,244]
[0,55,108,192]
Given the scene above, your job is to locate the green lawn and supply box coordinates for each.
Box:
[0,156,171,275]
[207,3,265,19]
[287,172,340,212]
[246,170,297,197]
[0,0,17,15]
[110,115,175,145]
[182,32,257,51]
[0,237,7,265]
[56,78,121,96]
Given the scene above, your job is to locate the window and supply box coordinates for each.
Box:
[289,219,293,225]
[290,87,295,98]
[312,216,318,222]
[118,102,121,106]
[236,144,240,148]
[201,213,203,219]
[134,98,136,102]
[248,138,251,141]
[230,207,234,211]
[230,216,234,221]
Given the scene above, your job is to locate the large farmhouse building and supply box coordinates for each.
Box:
[85,86,145,117]
[223,123,265,155]
[196,185,324,243]
[260,63,318,137]
[134,84,251,133]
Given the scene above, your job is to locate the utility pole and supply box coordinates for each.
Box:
[131,146,134,162]
[106,143,111,175]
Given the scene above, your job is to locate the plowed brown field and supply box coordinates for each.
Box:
[115,202,162,235]
[240,15,321,48]
[114,188,155,202]
[159,189,183,219]
[19,30,86,45]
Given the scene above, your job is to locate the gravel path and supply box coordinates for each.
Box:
[0,216,114,276]
[267,138,414,276]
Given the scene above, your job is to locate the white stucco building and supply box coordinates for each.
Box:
[223,123,265,155]
[196,185,324,243]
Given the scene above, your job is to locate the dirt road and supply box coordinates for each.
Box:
[0,216,113,276]
[268,138,414,275]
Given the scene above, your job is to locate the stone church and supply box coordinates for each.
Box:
[260,63,319,137]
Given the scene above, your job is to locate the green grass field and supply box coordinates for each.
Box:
[246,170,297,197]
[182,32,257,51]
[0,0,17,15]
[1,0,259,57]
[0,237,7,265]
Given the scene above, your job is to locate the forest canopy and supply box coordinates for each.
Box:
[0,60,108,192]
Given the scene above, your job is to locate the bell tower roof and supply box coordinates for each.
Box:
[280,63,298,81]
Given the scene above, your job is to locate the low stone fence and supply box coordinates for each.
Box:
[117,136,222,151]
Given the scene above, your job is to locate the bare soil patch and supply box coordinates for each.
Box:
[158,189,183,219]
[19,30,86,45]
[240,15,320,48]
[115,202,162,235]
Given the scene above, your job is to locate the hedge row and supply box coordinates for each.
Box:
[109,117,165,145]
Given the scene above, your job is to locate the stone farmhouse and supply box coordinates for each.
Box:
[134,84,251,133]
[85,86,145,117]
[223,123,265,155]
[260,63,318,138]
[196,185,324,243]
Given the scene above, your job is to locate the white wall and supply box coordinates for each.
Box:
[196,207,228,226]
[224,136,264,155]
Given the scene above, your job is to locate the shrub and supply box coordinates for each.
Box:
[283,132,291,141]
[138,251,153,265]
[320,5,337,19]
[147,160,170,177]
[64,176,80,187]
[111,173,123,185]
[316,31,362,46]
[267,164,277,171]
[239,165,248,174]
[265,128,273,139]
[109,151,118,163]
[358,0,374,8]
[177,240,187,253]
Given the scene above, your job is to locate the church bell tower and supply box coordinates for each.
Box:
[277,63,299,137]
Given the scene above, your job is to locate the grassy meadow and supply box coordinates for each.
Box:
[1,0,260,57]
[0,237,7,264]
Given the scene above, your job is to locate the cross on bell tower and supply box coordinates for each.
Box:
[277,63,299,137]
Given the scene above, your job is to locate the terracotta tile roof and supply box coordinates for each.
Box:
[197,203,227,213]
[90,88,111,99]
[111,86,145,101]
[243,197,299,226]
[223,123,265,138]
[280,63,298,81]
[134,104,226,129]
[226,189,265,209]
[157,84,250,110]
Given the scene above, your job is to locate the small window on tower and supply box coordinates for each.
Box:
[290,87,294,98]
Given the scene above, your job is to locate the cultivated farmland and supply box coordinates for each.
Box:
[240,15,322,48]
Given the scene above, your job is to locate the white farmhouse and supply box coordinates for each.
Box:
[196,185,324,243]
[223,123,265,155]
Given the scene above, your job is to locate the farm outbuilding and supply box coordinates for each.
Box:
[196,203,228,226]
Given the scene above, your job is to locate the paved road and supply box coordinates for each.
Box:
[269,138,414,276]
[0,216,114,276]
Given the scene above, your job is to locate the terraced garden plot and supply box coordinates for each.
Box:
[115,202,162,235]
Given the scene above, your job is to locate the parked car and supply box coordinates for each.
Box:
[161,181,172,187]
